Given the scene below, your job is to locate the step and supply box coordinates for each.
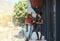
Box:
[29,40,47,41]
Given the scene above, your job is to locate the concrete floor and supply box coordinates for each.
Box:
[0,26,47,41]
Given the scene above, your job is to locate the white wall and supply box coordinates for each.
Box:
[28,0,36,17]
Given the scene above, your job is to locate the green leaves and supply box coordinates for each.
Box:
[13,1,27,26]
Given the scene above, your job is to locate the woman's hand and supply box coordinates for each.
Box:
[28,23,31,25]
[36,20,43,24]
[33,21,35,23]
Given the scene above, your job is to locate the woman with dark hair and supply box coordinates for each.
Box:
[33,12,43,40]
[25,14,33,40]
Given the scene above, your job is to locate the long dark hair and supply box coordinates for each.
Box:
[36,12,42,21]
[27,14,32,19]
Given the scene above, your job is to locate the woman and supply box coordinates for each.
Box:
[25,14,33,39]
[34,12,43,40]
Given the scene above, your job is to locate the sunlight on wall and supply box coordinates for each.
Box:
[0,0,20,26]
[0,14,12,26]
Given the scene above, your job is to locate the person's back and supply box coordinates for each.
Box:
[25,14,33,25]
[25,14,33,40]
[26,18,33,25]
[25,14,32,32]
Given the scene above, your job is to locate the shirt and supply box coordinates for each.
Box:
[26,18,33,25]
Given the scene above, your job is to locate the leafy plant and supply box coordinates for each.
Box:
[13,1,27,26]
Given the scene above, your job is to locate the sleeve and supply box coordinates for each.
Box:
[39,18,43,22]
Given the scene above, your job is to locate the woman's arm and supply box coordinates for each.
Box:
[40,19,43,24]
[36,19,43,24]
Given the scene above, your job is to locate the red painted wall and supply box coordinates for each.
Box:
[30,0,43,8]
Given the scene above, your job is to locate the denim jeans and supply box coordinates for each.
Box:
[28,25,33,38]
